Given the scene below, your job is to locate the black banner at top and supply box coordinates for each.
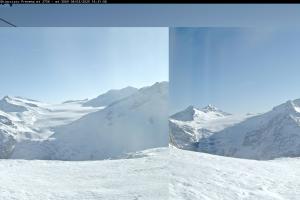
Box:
[1,0,300,4]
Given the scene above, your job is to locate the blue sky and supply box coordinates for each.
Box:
[0,27,168,103]
[170,27,300,114]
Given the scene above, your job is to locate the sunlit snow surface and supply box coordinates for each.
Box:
[170,147,300,200]
[1,146,300,200]
[0,148,168,200]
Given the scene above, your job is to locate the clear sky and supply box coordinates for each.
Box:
[170,27,300,114]
[0,27,168,103]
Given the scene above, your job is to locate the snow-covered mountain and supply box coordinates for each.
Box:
[170,99,300,160]
[83,86,138,107]
[0,96,28,112]
[0,96,99,159]
[169,105,249,151]
[11,82,169,160]
[171,104,230,122]
[205,99,300,160]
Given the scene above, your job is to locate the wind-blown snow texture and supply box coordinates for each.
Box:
[170,99,300,160]
[170,147,300,200]
[0,148,168,200]
[0,82,168,160]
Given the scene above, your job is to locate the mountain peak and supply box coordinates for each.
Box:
[106,86,137,94]
[0,96,28,112]
[294,98,300,105]
[146,81,168,90]
[171,104,232,122]
[170,105,197,121]
[201,104,231,116]
[202,104,219,112]
[186,105,196,111]
[1,95,12,102]
[83,86,138,107]
[137,82,168,97]
[272,99,300,114]
[123,86,137,90]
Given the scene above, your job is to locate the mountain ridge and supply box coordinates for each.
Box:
[82,86,138,107]
[170,99,300,160]
[10,82,169,160]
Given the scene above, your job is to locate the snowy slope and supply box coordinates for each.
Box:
[206,99,300,160]
[12,82,169,160]
[169,105,251,151]
[83,86,138,107]
[0,148,168,200]
[170,147,300,200]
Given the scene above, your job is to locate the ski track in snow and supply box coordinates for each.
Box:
[0,148,168,200]
[170,148,300,200]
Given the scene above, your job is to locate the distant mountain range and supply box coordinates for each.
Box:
[2,84,299,160]
[170,99,300,160]
[0,82,168,160]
